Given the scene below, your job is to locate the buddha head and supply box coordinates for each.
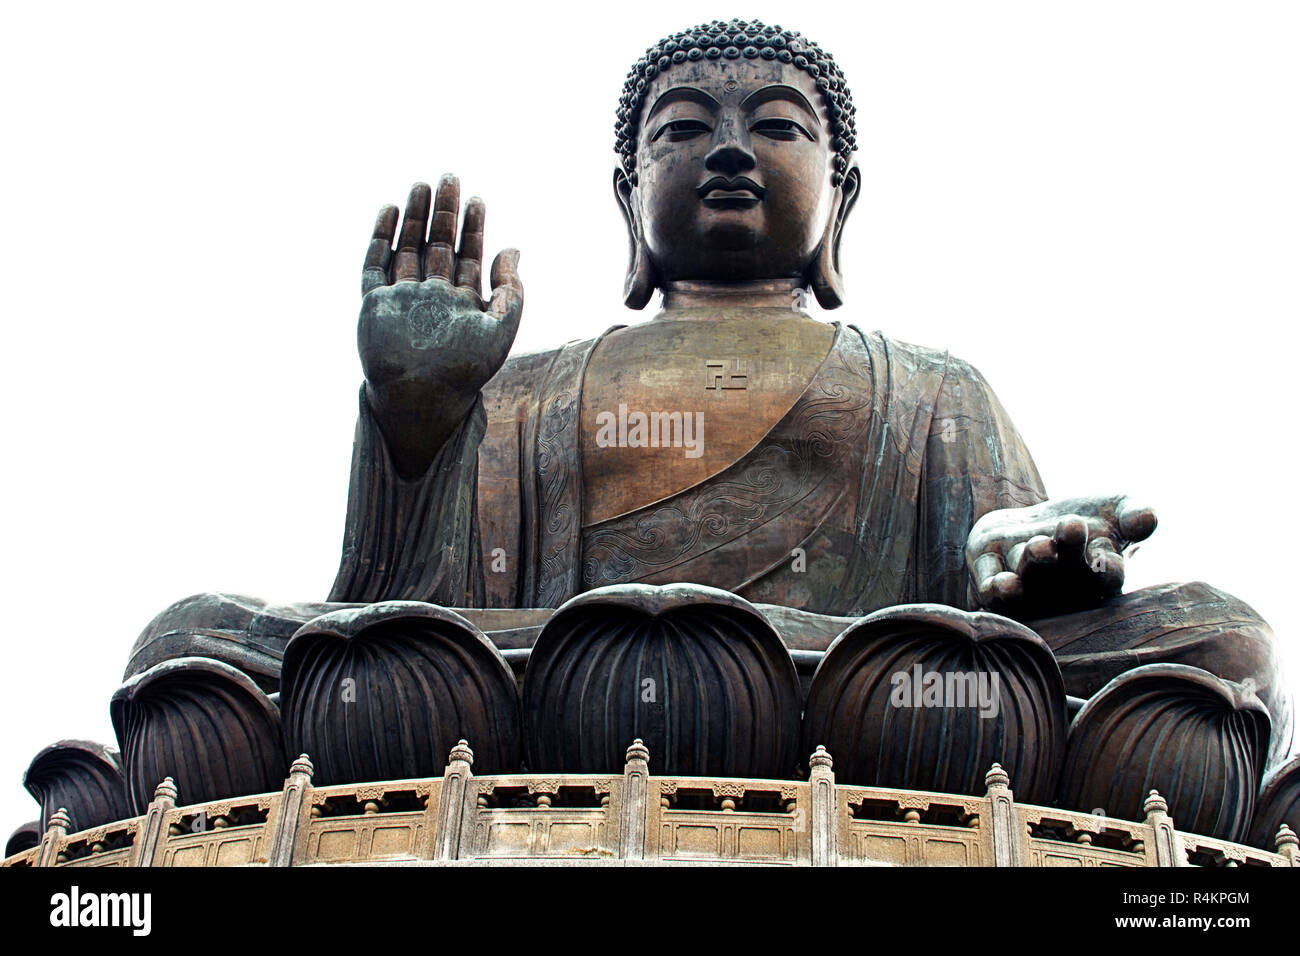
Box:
[614,19,861,309]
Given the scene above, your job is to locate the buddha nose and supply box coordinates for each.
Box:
[705,112,756,177]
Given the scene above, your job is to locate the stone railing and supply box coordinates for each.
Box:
[4,743,1296,868]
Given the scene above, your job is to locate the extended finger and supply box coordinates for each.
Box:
[394,182,432,282]
[362,204,399,296]
[972,551,1006,603]
[983,571,1023,607]
[454,197,485,297]
[487,248,524,339]
[1014,534,1057,577]
[424,174,460,281]
[1085,537,1124,593]
[1053,514,1089,561]
[1005,542,1027,578]
[1116,498,1158,545]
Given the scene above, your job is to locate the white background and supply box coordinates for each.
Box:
[1,1,1296,833]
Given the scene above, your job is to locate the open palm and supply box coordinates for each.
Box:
[357,175,523,478]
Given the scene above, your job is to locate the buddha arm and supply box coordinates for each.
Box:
[916,356,1049,609]
[338,178,523,604]
[354,180,524,481]
[363,378,482,481]
[356,272,516,483]
[918,356,1157,617]
[327,382,487,606]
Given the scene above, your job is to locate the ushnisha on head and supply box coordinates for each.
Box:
[613,19,861,310]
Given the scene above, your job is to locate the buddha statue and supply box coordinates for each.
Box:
[52,18,1290,846]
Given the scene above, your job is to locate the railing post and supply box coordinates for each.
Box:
[1274,824,1298,867]
[267,755,314,867]
[35,808,71,868]
[1142,790,1183,867]
[808,746,838,866]
[129,777,178,867]
[619,739,649,860]
[984,763,1021,867]
[433,740,475,860]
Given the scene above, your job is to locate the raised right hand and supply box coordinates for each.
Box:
[357,175,523,478]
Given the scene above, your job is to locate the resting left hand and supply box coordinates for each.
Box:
[965,494,1157,619]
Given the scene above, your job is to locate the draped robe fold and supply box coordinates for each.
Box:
[126,319,1292,763]
[328,321,1048,615]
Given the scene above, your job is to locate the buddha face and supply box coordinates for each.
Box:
[619,56,856,289]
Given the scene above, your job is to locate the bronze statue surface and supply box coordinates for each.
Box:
[5,15,1296,856]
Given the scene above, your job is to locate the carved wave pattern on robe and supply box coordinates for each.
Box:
[532,333,610,608]
[535,390,579,607]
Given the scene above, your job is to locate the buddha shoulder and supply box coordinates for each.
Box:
[856,329,1004,401]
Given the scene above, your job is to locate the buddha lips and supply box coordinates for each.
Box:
[593,403,705,458]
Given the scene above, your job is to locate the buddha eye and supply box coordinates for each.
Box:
[751,118,812,141]
[652,119,712,142]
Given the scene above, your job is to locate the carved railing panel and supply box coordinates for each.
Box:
[3,745,1293,868]
[58,819,140,868]
[1180,831,1289,868]
[157,795,276,867]
[837,785,988,866]
[650,778,807,863]
[1019,805,1153,868]
[468,774,619,860]
[1,847,38,867]
[304,779,439,863]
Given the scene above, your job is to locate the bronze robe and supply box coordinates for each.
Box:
[127,321,1291,763]
[328,322,1047,615]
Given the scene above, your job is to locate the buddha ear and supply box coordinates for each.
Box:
[808,164,861,310]
[614,168,657,309]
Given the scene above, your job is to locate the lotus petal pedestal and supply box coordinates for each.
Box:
[522,584,803,778]
[802,604,1068,804]
[1056,663,1270,843]
[111,657,284,814]
[23,740,132,833]
[281,602,520,785]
